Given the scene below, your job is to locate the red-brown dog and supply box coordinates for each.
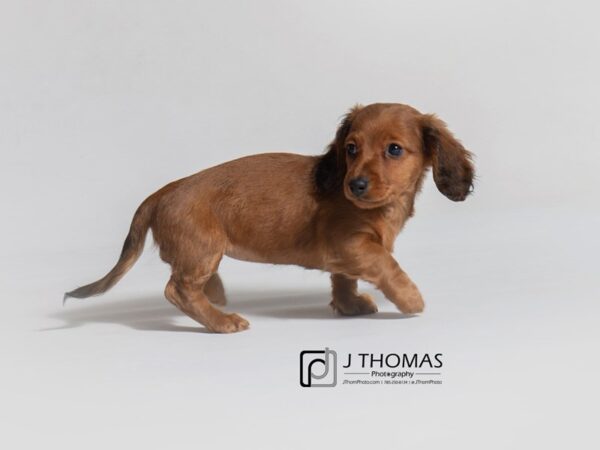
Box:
[66,103,474,333]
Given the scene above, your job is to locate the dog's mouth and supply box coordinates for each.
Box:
[343,186,392,209]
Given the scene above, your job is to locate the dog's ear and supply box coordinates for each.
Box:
[421,114,475,201]
[315,105,362,195]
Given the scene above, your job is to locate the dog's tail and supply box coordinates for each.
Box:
[64,194,158,302]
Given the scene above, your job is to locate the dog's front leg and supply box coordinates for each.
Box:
[331,239,424,314]
[373,261,424,314]
[330,274,378,316]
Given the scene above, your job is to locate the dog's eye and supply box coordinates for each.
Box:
[386,143,403,158]
[346,143,358,157]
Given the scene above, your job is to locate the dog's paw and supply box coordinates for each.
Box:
[395,283,425,314]
[330,293,378,316]
[207,313,250,333]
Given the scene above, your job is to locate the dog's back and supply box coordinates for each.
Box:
[150,153,324,266]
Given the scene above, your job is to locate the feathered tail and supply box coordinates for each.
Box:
[64,194,157,302]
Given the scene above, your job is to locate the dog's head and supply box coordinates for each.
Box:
[315,103,474,208]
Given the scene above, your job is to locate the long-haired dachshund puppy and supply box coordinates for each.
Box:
[66,103,474,333]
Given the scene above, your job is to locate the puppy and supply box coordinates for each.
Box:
[66,103,474,333]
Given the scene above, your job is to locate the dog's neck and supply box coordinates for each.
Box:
[377,179,424,250]
[386,191,416,230]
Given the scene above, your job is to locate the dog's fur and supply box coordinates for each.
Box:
[66,103,474,333]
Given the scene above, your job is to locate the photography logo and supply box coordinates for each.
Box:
[299,347,337,387]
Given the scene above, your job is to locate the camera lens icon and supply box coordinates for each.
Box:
[300,348,337,387]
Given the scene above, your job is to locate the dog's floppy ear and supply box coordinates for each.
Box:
[421,114,475,201]
[315,105,362,195]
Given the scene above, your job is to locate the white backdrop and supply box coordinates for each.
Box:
[1,1,599,448]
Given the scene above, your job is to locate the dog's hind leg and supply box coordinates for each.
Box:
[161,244,247,333]
[164,268,248,333]
[204,273,227,306]
[329,274,378,316]
[154,206,246,332]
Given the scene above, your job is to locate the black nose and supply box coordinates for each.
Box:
[349,177,369,197]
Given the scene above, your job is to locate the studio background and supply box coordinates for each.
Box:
[1,1,598,448]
